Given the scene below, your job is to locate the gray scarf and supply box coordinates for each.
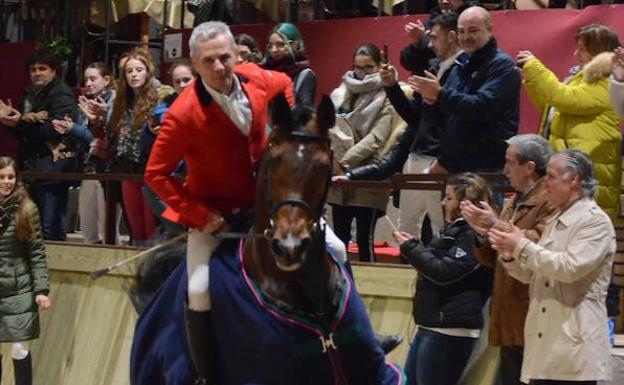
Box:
[332,72,386,141]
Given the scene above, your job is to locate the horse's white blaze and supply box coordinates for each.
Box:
[297,144,305,159]
[279,233,301,250]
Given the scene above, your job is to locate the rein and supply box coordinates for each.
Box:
[263,131,332,240]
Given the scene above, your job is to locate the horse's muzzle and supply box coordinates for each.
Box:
[271,234,312,272]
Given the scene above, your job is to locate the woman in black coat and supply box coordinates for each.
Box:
[393,172,493,385]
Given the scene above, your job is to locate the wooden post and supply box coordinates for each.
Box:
[104,181,117,245]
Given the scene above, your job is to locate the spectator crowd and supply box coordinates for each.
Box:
[1,2,624,385]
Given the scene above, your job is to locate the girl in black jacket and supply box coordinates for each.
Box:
[393,172,493,385]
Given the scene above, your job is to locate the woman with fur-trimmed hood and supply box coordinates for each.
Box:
[517,24,622,220]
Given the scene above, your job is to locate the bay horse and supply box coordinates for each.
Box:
[130,94,405,385]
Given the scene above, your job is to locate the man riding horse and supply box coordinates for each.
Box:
[134,89,406,384]
[143,21,354,384]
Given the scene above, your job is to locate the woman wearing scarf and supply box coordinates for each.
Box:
[262,22,317,109]
[328,43,397,262]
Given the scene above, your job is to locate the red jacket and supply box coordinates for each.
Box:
[144,63,294,228]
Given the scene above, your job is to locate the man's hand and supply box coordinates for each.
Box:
[488,224,525,262]
[408,71,441,104]
[202,213,226,234]
[52,115,74,135]
[0,99,21,127]
[21,110,48,123]
[516,50,535,68]
[379,64,398,87]
[405,21,426,47]
[612,47,624,82]
[0,98,16,117]
[460,200,497,236]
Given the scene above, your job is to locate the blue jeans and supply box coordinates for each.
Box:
[404,327,477,385]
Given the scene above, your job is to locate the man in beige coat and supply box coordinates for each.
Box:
[461,134,557,385]
[488,148,616,385]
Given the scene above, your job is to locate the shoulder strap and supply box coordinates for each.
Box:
[294,68,313,95]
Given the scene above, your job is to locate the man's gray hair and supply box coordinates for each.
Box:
[556,148,598,198]
[189,21,235,58]
[506,134,552,176]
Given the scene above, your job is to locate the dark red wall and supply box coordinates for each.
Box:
[163,5,624,134]
[0,42,36,157]
[4,6,624,158]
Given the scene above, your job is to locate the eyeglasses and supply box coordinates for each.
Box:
[267,41,289,50]
[353,64,378,73]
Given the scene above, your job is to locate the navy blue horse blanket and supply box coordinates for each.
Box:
[130,239,405,385]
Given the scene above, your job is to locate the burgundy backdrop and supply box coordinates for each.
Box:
[161,5,624,134]
[0,42,35,157]
[3,6,624,156]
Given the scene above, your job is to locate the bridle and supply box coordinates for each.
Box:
[214,131,333,241]
[261,131,333,242]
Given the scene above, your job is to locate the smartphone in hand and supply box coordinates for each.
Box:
[382,44,389,65]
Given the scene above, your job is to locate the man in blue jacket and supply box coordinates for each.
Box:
[411,6,520,174]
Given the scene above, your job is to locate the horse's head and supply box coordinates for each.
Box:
[258,93,335,272]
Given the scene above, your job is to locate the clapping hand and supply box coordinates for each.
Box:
[78,95,107,123]
[612,47,624,82]
[408,71,440,105]
[0,99,21,126]
[460,200,497,236]
[488,223,525,262]
[405,21,426,46]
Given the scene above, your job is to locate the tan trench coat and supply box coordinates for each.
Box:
[503,198,615,383]
[475,178,557,347]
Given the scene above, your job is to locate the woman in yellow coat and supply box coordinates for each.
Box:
[517,24,622,219]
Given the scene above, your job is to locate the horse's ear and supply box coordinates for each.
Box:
[271,92,296,134]
[315,95,335,136]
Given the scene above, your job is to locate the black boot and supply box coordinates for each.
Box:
[13,353,32,385]
[376,333,404,354]
[184,307,219,385]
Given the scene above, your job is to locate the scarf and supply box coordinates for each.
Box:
[332,71,386,141]
[263,53,311,79]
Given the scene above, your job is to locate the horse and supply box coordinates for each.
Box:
[130,94,405,385]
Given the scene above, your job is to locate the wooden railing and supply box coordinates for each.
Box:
[17,171,511,245]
